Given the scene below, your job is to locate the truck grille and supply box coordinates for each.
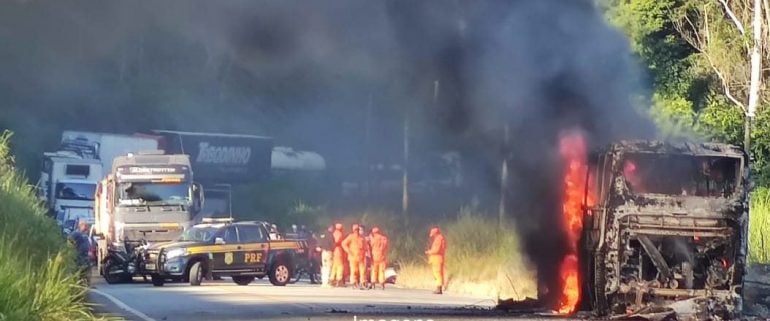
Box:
[145,250,160,264]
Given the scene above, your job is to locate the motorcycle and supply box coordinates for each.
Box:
[101,241,148,284]
[290,255,321,284]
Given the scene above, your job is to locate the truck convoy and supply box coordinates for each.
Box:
[36,129,323,283]
[94,151,203,283]
[580,141,748,319]
[39,130,280,225]
[37,132,159,227]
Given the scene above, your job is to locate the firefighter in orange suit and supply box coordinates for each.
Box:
[342,224,366,289]
[425,226,446,294]
[331,223,345,287]
[369,226,389,290]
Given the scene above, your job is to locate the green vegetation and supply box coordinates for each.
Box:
[602,0,770,263]
[0,131,104,321]
[750,187,770,264]
[393,211,535,299]
[302,208,537,299]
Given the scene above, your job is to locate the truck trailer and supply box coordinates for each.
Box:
[150,130,274,221]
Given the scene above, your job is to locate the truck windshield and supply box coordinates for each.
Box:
[200,191,230,216]
[621,153,740,197]
[176,226,218,242]
[55,182,95,201]
[118,182,189,205]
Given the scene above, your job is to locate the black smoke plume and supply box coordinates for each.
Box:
[0,0,654,306]
[460,0,655,305]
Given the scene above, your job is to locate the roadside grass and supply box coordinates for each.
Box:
[338,207,537,300]
[750,187,770,264]
[0,131,107,321]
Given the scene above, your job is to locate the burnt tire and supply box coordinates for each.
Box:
[269,261,291,286]
[593,252,610,316]
[232,276,255,286]
[151,275,165,287]
[103,259,129,284]
[189,261,204,286]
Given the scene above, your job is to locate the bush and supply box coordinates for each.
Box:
[0,131,104,321]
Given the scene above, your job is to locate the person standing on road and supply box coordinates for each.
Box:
[369,226,389,290]
[342,224,366,289]
[68,220,93,285]
[306,231,321,284]
[358,224,372,289]
[331,223,346,287]
[317,225,335,287]
[299,225,310,240]
[425,226,446,295]
[269,224,281,240]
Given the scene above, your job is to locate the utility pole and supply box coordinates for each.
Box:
[498,124,509,225]
[364,93,373,208]
[402,108,410,218]
[433,80,440,107]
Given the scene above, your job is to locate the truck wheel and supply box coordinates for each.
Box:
[151,275,165,287]
[232,276,254,286]
[189,261,204,286]
[103,259,127,284]
[593,253,609,315]
[269,261,291,286]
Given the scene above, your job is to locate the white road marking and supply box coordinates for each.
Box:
[90,288,157,321]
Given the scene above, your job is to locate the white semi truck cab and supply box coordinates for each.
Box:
[36,151,103,228]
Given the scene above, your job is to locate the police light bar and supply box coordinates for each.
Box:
[201,217,234,224]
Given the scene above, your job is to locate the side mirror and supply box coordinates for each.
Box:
[191,183,204,212]
[214,237,225,245]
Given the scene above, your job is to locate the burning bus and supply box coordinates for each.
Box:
[574,140,748,318]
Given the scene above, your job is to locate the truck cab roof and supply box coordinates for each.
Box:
[43,153,102,164]
[57,179,97,184]
[607,140,745,158]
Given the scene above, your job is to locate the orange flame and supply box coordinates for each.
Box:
[558,254,580,314]
[556,131,591,314]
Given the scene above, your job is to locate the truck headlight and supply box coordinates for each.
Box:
[165,248,187,259]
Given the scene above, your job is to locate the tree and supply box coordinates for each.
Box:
[603,0,770,184]
[671,0,765,151]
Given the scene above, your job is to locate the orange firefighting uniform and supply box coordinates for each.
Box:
[331,223,345,284]
[369,227,389,285]
[425,227,446,289]
[342,225,366,285]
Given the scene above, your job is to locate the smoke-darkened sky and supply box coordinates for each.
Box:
[0,0,654,304]
[0,0,480,170]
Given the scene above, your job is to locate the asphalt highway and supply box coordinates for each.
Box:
[88,277,567,321]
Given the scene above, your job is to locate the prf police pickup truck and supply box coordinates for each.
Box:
[143,220,309,286]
